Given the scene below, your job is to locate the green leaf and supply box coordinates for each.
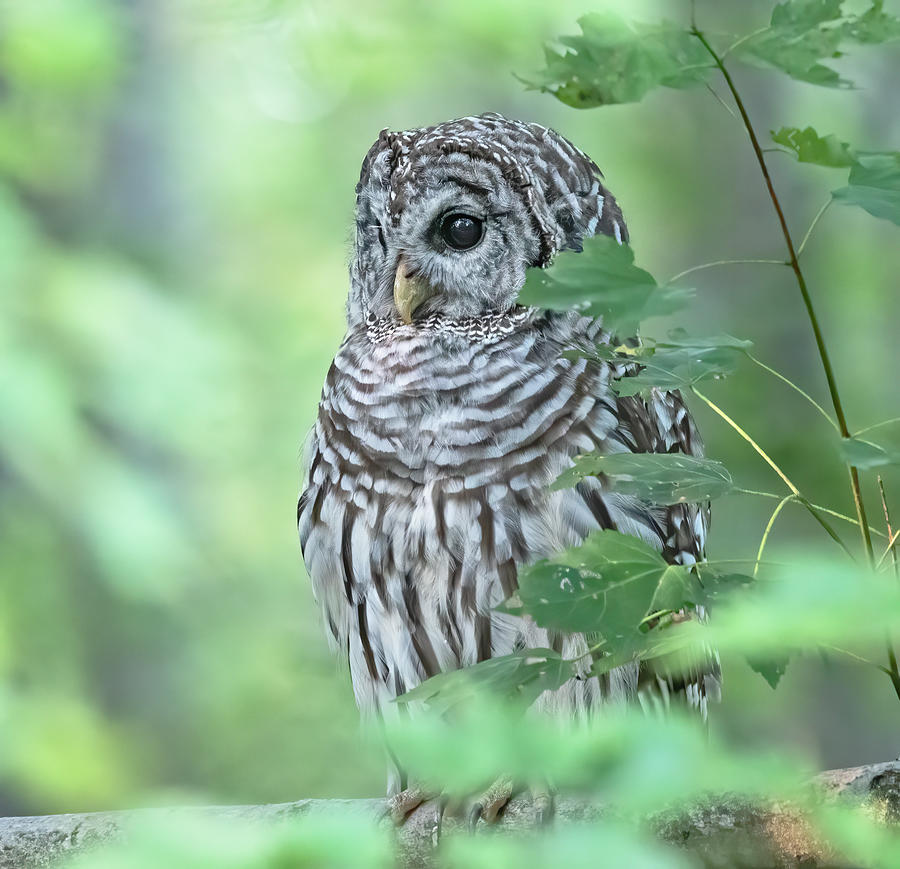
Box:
[521,13,712,108]
[745,653,791,689]
[552,452,733,505]
[397,649,575,712]
[771,0,843,29]
[838,436,900,469]
[387,695,807,812]
[735,0,848,88]
[771,126,856,167]
[832,153,900,225]
[841,0,900,44]
[510,531,679,641]
[649,570,753,618]
[705,557,900,655]
[569,330,751,396]
[507,531,743,664]
[735,2,900,88]
[614,346,743,395]
[519,235,693,334]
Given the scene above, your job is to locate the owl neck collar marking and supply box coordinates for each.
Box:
[364,307,533,345]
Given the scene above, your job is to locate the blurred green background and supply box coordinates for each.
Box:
[1,0,898,816]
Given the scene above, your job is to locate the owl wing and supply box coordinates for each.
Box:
[611,387,721,720]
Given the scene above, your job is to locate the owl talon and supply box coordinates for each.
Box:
[467,802,484,832]
[467,775,515,830]
[432,794,451,844]
[382,785,431,826]
[532,782,555,826]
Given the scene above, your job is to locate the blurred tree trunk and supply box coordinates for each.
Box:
[95,0,187,267]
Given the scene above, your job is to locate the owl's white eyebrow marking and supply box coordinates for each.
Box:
[440,175,492,196]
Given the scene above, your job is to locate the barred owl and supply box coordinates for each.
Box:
[298,113,717,808]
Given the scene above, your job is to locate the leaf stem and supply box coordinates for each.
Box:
[879,530,900,570]
[880,481,900,698]
[721,25,770,59]
[704,83,738,120]
[878,478,900,728]
[746,353,839,432]
[668,258,786,284]
[703,557,790,568]
[819,644,888,672]
[878,478,899,579]
[732,487,886,540]
[854,417,900,438]
[690,26,874,565]
[754,495,796,577]
[693,389,799,495]
[693,388,852,557]
[796,199,833,258]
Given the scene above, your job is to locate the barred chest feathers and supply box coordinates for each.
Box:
[298,308,690,721]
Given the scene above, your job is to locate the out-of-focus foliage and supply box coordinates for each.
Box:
[1,5,900,867]
[520,14,712,107]
[524,0,900,106]
[62,813,392,869]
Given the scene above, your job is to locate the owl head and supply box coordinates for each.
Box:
[348,112,627,325]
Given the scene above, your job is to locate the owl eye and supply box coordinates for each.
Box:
[440,213,483,250]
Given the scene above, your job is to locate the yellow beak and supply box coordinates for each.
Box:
[393,256,436,324]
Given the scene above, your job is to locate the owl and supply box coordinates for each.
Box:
[298,113,717,821]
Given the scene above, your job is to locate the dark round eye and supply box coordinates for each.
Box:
[440,213,483,250]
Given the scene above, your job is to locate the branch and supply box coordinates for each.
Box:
[689,25,875,566]
[2,761,900,868]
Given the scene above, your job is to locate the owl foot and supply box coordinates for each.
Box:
[467,775,515,830]
[531,781,556,826]
[383,784,434,825]
[467,778,555,831]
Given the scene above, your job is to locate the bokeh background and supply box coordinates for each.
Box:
[1,0,899,816]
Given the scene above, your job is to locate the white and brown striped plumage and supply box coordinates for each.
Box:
[298,114,717,793]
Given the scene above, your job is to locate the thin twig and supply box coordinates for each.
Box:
[732,488,887,540]
[883,648,900,701]
[693,389,799,494]
[690,25,874,565]
[878,478,899,579]
[668,258,786,284]
[754,495,795,577]
[854,417,900,437]
[746,353,839,432]
[819,643,887,672]
[796,200,833,258]
[704,557,792,568]
[878,530,900,570]
[877,477,900,699]
[692,389,852,557]
[704,83,738,119]
[721,25,770,59]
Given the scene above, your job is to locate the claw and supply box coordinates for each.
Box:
[467,775,515,831]
[467,802,484,832]
[532,782,555,826]
[433,795,450,845]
